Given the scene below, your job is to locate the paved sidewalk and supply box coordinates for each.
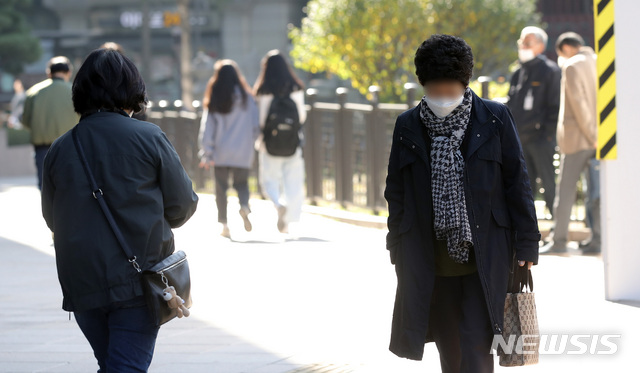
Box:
[0,177,638,372]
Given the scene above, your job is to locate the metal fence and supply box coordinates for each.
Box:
[148,85,418,215]
[303,85,420,213]
[150,81,587,222]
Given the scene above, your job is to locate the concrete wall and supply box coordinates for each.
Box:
[221,0,293,85]
[0,129,36,178]
[602,1,640,302]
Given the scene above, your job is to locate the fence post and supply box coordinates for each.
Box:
[478,76,491,99]
[193,110,205,190]
[335,87,352,206]
[367,85,382,213]
[404,82,420,107]
[304,89,318,203]
[178,110,200,187]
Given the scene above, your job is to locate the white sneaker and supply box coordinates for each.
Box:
[277,206,287,233]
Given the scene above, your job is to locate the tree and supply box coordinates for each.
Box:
[0,0,42,76]
[178,0,194,110]
[290,0,540,102]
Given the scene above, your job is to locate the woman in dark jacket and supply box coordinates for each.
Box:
[41,48,198,372]
[385,35,540,371]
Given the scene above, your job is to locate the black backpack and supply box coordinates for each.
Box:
[263,95,301,156]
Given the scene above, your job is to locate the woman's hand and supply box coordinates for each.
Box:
[518,260,533,270]
[199,160,215,170]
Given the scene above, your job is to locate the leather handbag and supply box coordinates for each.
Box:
[72,123,192,326]
[142,250,192,326]
[498,256,540,366]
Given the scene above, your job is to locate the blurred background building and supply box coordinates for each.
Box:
[0,0,594,107]
[1,0,308,105]
[537,0,595,59]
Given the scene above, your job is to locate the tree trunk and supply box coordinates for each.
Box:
[177,0,194,111]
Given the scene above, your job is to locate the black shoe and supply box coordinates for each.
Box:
[581,243,601,255]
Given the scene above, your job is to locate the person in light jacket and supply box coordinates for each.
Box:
[22,56,80,190]
[541,32,599,255]
[41,48,198,372]
[200,59,260,238]
[385,35,540,371]
[253,50,307,234]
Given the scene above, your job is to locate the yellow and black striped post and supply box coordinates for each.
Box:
[594,0,617,160]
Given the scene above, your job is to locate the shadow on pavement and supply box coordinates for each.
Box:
[228,237,330,245]
[0,235,306,373]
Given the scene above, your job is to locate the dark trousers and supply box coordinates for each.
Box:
[74,299,159,373]
[214,166,250,223]
[34,145,51,190]
[429,271,494,373]
[521,139,556,216]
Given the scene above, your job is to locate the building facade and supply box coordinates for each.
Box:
[537,0,595,58]
[10,0,306,104]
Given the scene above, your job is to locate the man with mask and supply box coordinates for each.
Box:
[508,26,561,219]
[541,32,599,255]
[22,56,79,190]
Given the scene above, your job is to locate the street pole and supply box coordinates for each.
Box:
[141,0,151,99]
[177,0,194,111]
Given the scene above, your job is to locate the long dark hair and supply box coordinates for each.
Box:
[253,50,304,97]
[203,59,252,114]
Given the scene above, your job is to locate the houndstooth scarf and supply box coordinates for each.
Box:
[420,87,474,263]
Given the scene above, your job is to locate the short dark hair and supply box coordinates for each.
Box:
[72,48,147,115]
[414,34,474,86]
[47,56,72,75]
[253,50,304,96]
[555,32,585,51]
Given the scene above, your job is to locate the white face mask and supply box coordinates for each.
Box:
[425,94,464,118]
[518,48,536,63]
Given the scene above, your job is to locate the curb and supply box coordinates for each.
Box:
[302,204,592,241]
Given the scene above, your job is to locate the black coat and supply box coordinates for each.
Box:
[384,91,540,360]
[42,111,199,313]
[507,54,561,143]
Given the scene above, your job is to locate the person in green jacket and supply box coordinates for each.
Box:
[22,56,79,190]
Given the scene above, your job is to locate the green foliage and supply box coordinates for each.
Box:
[290,0,540,102]
[0,0,42,76]
[468,80,511,100]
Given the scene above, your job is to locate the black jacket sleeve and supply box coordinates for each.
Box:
[41,148,55,231]
[543,66,562,141]
[384,119,405,265]
[499,105,541,264]
[155,132,199,228]
[506,67,521,111]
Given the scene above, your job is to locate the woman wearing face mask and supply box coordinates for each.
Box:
[384,34,540,371]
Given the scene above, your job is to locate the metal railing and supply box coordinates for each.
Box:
[148,79,586,222]
[147,85,421,214]
[303,84,420,213]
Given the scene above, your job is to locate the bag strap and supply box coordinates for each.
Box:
[71,125,142,273]
[508,254,534,293]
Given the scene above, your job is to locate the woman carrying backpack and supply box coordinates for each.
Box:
[200,59,260,238]
[254,50,307,234]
